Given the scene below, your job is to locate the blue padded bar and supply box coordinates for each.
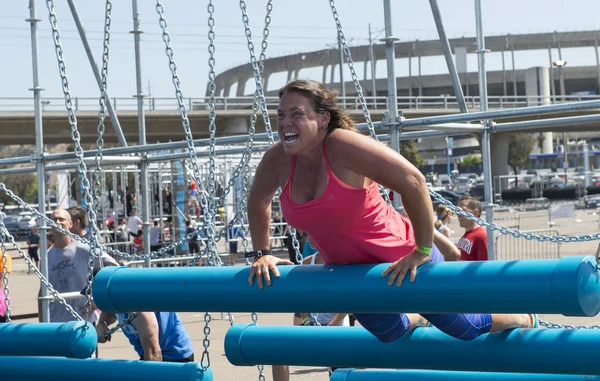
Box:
[330,369,600,380]
[224,324,600,375]
[0,357,212,381]
[0,321,97,359]
[94,256,600,316]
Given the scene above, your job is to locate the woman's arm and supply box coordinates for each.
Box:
[441,226,452,239]
[247,144,294,288]
[248,145,283,252]
[433,230,460,261]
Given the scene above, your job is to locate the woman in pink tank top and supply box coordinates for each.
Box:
[245,80,537,346]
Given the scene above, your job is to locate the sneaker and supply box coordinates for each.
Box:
[529,314,539,328]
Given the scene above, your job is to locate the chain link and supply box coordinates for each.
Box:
[155,0,217,268]
[239,0,275,146]
[45,0,104,326]
[204,0,221,267]
[0,181,230,264]
[251,311,265,381]
[539,319,600,330]
[327,0,391,204]
[429,189,600,243]
[237,3,277,379]
[1,226,11,323]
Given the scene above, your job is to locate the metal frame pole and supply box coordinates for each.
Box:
[338,35,346,107]
[65,0,128,148]
[548,45,556,100]
[27,0,49,322]
[474,0,495,261]
[429,0,468,114]
[368,23,377,108]
[382,0,402,211]
[131,0,151,267]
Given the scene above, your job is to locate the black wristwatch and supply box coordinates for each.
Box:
[244,249,273,259]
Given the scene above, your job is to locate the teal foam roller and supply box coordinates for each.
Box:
[94,256,600,316]
[0,321,97,359]
[225,324,600,375]
[330,369,600,380]
[0,357,212,381]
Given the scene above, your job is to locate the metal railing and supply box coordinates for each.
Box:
[1,94,599,113]
[495,229,561,261]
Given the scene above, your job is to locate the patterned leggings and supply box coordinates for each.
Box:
[353,244,493,343]
[353,312,492,343]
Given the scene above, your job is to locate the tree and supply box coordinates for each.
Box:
[508,133,533,185]
[400,139,424,168]
[0,173,37,205]
[459,153,482,169]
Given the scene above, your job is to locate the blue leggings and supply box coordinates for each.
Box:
[353,245,493,343]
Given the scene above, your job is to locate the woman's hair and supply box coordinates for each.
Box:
[434,204,452,231]
[279,79,359,134]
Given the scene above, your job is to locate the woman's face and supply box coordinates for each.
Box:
[277,92,328,155]
[445,212,452,224]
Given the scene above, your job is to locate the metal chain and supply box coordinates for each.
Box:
[429,189,600,243]
[45,0,102,326]
[0,182,228,263]
[0,218,82,321]
[1,226,11,323]
[92,0,112,225]
[204,0,220,267]
[539,319,600,330]
[85,0,112,325]
[251,311,265,381]
[237,2,278,379]
[155,0,217,267]
[213,1,273,210]
[237,0,272,261]
[239,0,275,145]
[236,2,302,262]
[103,216,250,339]
[328,0,392,204]
[328,0,377,140]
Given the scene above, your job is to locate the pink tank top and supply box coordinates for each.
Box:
[279,145,416,265]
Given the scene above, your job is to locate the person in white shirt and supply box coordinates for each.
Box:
[38,208,118,324]
[149,220,163,253]
[127,208,143,240]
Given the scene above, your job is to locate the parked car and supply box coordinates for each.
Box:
[3,216,20,238]
[430,189,467,210]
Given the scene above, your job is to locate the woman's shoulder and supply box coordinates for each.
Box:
[261,141,291,166]
[326,129,385,157]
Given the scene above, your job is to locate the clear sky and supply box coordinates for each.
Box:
[2,0,600,101]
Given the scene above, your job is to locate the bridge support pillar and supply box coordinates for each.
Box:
[525,67,553,153]
[223,117,249,135]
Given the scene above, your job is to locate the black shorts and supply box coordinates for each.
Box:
[188,242,201,254]
[229,241,238,254]
[28,248,39,261]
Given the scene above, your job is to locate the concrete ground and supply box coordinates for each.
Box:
[2,208,600,380]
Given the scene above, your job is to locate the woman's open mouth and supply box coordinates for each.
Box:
[283,132,299,143]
